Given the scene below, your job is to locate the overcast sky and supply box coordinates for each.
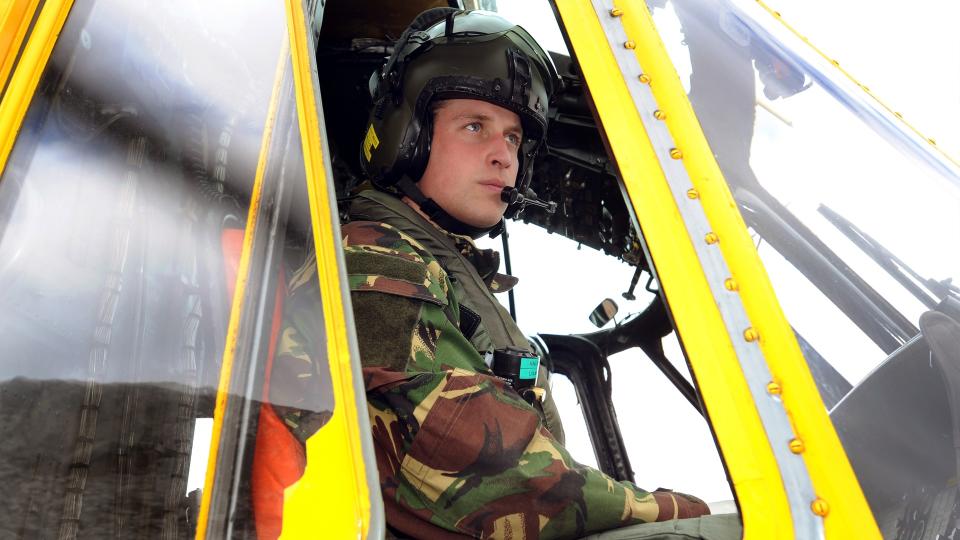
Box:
[769,0,960,161]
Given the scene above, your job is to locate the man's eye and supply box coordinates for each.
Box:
[465,122,481,132]
[506,133,522,147]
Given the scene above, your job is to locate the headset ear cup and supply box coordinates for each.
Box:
[408,111,433,181]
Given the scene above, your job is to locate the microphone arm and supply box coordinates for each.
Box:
[501,186,557,214]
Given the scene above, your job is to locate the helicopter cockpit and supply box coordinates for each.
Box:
[0,0,958,538]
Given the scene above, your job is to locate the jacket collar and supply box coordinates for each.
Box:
[352,190,518,294]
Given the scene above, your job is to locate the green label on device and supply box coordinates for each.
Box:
[519,357,540,380]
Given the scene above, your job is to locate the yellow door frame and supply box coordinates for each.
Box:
[553,0,879,538]
[0,0,42,97]
[277,0,382,537]
[198,1,381,537]
[0,0,72,177]
[0,0,379,537]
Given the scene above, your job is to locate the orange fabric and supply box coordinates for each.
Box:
[251,401,305,540]
[220,229,305,540]
[221,229,243,300]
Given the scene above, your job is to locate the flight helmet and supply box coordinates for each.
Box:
[360,8,558,237]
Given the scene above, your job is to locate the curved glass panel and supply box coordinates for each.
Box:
[0,0,334,537]
[649,0,960,536]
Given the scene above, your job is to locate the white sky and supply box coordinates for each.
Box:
[766,0,960,161]
[483,0,960,505]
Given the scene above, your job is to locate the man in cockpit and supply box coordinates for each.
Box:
[280,8,741,539]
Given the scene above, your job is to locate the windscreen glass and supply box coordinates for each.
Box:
[0,1,334,538]
[648,0,960,536]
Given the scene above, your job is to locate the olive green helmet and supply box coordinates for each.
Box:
[360,8,558,236]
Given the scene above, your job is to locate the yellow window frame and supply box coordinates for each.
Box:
[196,0,380,537]
[276,0,382,537]
[0,0,71,177]
[553,0,879,538]
[0,0,42,97]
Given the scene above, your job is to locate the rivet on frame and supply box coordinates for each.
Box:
[789,438,805,454]
[653,109,667,120]
[743,326,759,342]
[638,73,651,84]
[811,498,830,517]
[724,278,739,291]
[766,381,782,396]
[704,232,719,245]
[686,188,699,200]
[669,148,683,160]
[624,40,636,49]
[609,8,623,17]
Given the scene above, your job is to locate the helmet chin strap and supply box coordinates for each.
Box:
[395,175,504,239]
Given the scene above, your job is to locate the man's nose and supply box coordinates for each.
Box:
[488,136,514,169]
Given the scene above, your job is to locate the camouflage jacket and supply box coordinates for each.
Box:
[347,189,566,445]
[330,206,710,539]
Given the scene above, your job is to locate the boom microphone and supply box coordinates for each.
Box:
[501,186,557,214]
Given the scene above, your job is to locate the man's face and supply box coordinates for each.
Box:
[418,99,523,229]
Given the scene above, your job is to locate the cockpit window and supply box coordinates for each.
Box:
[649,0,960,536]
[0,1,334,537]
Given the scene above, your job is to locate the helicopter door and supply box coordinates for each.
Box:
[0,0,378,538]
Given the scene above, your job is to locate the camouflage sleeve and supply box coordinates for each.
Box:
[268,253,334,443]
[344,221,709,539]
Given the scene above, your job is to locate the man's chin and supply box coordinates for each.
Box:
[463,218,502,230]
[457,212,504,230]
[456,206,507,230]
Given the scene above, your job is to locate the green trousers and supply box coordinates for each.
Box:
[578,514,742,540]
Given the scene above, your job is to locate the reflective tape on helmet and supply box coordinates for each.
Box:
[362,125,380,162]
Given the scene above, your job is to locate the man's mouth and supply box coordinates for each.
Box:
[479,180,506,192]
